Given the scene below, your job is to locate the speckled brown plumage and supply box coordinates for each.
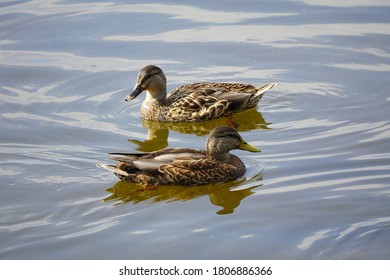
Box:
[97,126,260,187]
[125,65,276,122]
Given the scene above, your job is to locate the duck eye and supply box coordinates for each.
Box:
[226,134,237,139]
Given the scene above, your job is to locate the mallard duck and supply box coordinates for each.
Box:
[97,126,260,186]
[125,65,276,122]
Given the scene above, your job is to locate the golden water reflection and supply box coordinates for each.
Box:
[104,177,263,215]
[129,108,269,152]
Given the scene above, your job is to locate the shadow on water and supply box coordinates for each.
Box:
[128,108,270,152]
[103,174,263,215]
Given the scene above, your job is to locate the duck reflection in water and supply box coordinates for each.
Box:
[104,177,262,215]
[129,108,270,152]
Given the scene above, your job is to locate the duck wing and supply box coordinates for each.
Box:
[105,148,205,174]
[157,157,238,185]
[166,82,276,121]
[166,90,250,121]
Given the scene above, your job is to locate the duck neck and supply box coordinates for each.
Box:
[145,86,167,106]
[207,150,231,162]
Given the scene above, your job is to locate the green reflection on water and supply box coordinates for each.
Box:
[104,176,263,215]
[129,108,269,152]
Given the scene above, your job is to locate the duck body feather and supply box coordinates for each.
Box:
[99,148,245,186]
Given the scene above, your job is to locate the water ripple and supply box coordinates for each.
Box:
[104,23,390,48]
[0,1,295,24]
[1,50,179,72]
[297,216,390,258]
[298,0,390,7]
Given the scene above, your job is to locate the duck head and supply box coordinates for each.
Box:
[125,65,167,102]
[206,126,260,161]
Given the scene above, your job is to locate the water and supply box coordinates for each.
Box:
[1,0,389,259]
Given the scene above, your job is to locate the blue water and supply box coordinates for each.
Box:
[1,0,389,259]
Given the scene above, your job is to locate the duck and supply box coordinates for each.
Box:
[125,65,276,122]
[97,126,260,186]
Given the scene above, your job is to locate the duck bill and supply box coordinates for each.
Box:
[238,140,261,152]
[125,84,143,101]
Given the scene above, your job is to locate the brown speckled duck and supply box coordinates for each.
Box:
[97,126,260,186]
[125,65,276,122]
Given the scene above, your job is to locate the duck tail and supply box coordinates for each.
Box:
[256,83,277,96]
[96,163,129,176]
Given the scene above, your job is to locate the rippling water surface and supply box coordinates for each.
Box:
[1,0,389,259]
